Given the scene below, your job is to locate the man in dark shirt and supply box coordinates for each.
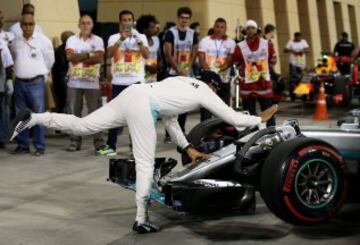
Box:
[333,32,355,75]
[157,22,175,81]
[52,31,74,113]
[334,32,355,57]
[163,7,199,77]
[163,7,198,142]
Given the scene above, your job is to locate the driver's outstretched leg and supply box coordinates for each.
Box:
[126,98,160,234]
[9,101,126,140]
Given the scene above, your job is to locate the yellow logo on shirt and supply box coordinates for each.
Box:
[69,64,98,81]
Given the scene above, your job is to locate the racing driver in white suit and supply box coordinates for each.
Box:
[10,70,278,234]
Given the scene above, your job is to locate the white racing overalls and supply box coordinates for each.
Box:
[30,76,261,223]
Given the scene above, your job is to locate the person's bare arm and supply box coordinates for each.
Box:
[164,41,181,74]
[302,47,310,53]
[189,43,198,68]
[67,50,103,64]
[83,51,104,65]
[352,46,360,59]
[66,50,88,63]
[284,47,293,53]
[219,55,233,72]
[138,42,150,59]
[198,51,210,69]
[106,43,120,58]
[107,31,131,58]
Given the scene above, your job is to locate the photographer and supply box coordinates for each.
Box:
[97,10,150,157]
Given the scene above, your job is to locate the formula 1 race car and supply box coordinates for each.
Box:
[292,54,352,107]
[108,110,360,226]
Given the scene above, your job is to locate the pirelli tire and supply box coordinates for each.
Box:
[260,137,348,225]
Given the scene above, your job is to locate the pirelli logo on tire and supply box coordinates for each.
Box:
[283,159,299,193]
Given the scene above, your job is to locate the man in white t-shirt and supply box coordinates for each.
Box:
[285,32,310,70]
[9,3,43,38]
[65,14,105,152]
[284,32,310,99]
[198,18,235,120]
[96,10,150,156]
[0,41,14,148]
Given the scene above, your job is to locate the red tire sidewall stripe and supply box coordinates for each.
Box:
[284,196,324,223]
[282,144,345,223]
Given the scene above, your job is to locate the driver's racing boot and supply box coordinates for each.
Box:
[132,221,161,234]
[9,108,32,141]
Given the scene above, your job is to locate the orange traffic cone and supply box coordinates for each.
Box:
[313,81,329,120]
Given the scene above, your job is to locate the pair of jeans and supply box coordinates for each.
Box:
[242,97,276,127]
[14,77,46,150]
[107,84,130,150]
[67,87,104,149]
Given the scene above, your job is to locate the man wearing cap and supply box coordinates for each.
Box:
[10,70,278,233]
[222,19,277,126]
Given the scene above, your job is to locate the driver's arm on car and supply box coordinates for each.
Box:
[199,83,278,126]
[163,116,210,164]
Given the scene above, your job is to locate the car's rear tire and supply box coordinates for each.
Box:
[260,137,348,225]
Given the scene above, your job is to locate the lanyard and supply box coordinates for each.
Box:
[214,39,223,58]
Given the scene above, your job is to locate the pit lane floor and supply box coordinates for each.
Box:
[0,101,359,245]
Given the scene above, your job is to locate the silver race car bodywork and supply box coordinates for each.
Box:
[109,109,359,225]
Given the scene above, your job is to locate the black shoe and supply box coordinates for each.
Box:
[9,109,32,141]
[34,150,45,156]
[0,143,5,149]
[13,146,30,154]
[163,135,172,144]
[132,221,161,234]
